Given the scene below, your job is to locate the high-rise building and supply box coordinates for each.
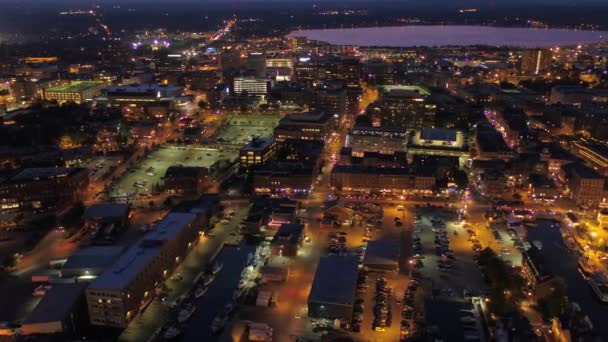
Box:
[520,49,553,76]
[233,77,272,97]
[371,85,436,130]
[246,52,267,77]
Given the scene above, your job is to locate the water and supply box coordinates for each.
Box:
[179,244,256,341]
[527,221,608,340]
[287,25,608,48]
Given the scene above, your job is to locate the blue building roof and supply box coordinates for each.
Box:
[308,256,359,306]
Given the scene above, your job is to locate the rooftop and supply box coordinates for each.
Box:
[89,212,196,291]
[363,239,401,267]
[279,111,333,125]
[308,256,359,306]
[105,83,183,95]
[378,85,430,96]
[271,223,304,245]
[22,283,88,326]
[8,167,83,182]
[61,246,124,272]
[46,81,103,93]
[332,164,409,175]
[241,138,276,152]
[420,128,457,142]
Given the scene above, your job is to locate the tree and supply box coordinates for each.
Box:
[538,282,567,320]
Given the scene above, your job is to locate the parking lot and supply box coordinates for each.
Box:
[210,114,281,146]
[108,145,237,199]
[411,206,487,341]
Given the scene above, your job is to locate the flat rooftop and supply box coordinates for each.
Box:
[105,84,182,94]
[420,128,457,142]
[8,167,82,182]
[280,111,332,124]
[46,81,103,93]
[89,212,196,291]
[61,246,124,272]
[22,283,88,325]
[363,239,401,267]
[308,256,359,306]
[241,138,276,152]
[379,85,430,96]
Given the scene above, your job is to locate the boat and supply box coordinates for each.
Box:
[211,261,223,275]
[588,272,608,303]
[203,273,215,286]
[163,326,181,340]
[177,304,196,323]
[578,258,596,278]
[194,286,208,298]
[532,240,543,250]
[210,315,228,334]
[238,279,247,289]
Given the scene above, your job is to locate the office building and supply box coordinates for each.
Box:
[103,84,183,103]
[0,168,89,216]
[520,49,553,76]
[164,166,211,196]
[312,85,347,117]
[86,212,202,328]
[239,138,278,168]
[274,111,335,141]
[347,125,407,156]
[246,52,267,77]
[371,85,435,130]
[233,77,272,97]
[407,128,470,167]
[43,81,105,103]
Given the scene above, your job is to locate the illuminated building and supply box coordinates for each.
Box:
[163,166,211,196]
[274,112,335,141]
[246,52,267,77]
[104,84,183,103]
[43,81,105,104]
[371,85,435,130]
[331,165,435,194]
[239,138,278,168]
[252,140,323,196]
[233,77,272,98]
[0,168,89,216]
[270,223,305,257]
[473,122,514,161]
[520,49,553,76]
[572,140,608,176]
[346,126,407,156]
[549,85,608,105]
[407,128,470,167]
[86,212,204,328]
[561,163,608,206]
[312,85,347,117]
